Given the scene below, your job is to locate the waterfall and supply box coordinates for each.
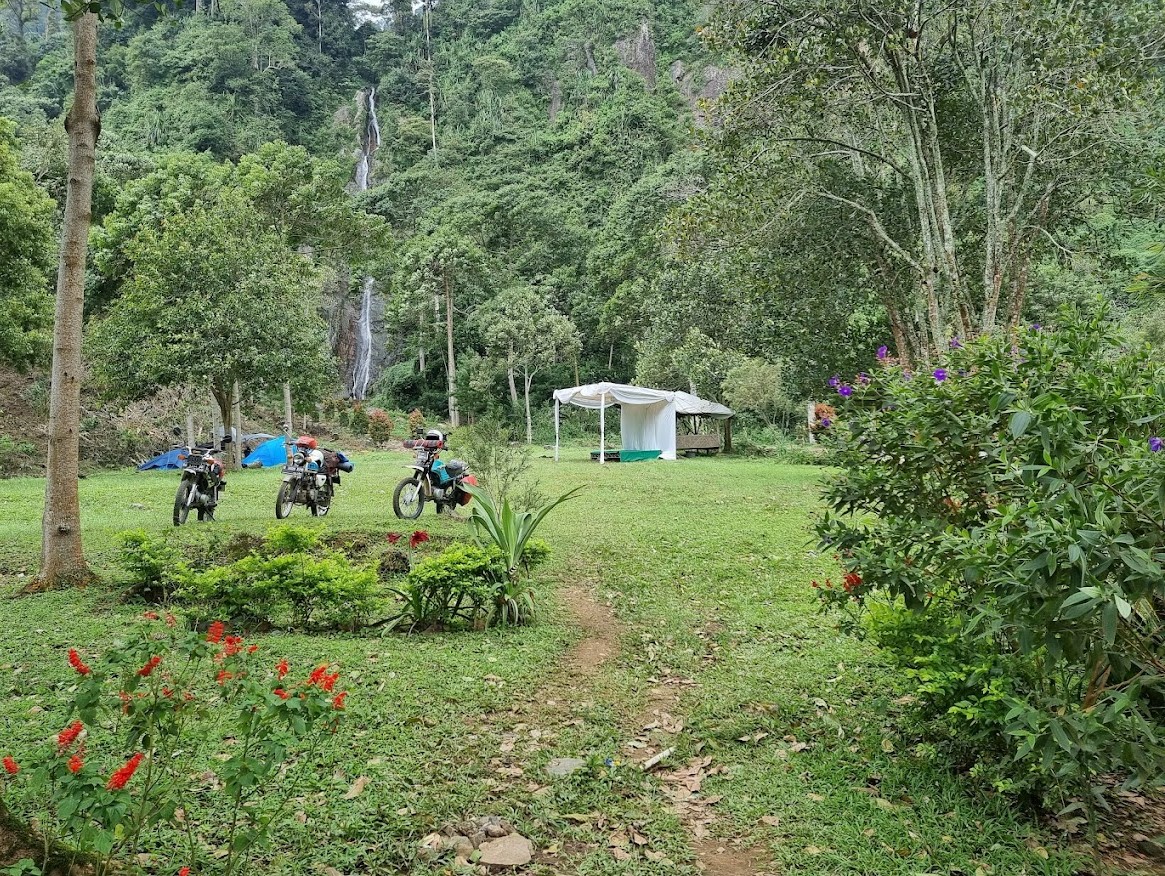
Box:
[351,87,380,400]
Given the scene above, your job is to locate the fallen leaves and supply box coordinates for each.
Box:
[343,775,369,799]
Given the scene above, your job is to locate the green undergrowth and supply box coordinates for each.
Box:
[0,451,1098,874]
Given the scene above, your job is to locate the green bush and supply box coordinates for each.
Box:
[389,543,503,632]
[0,432,38,477]
[179,525,378,630]
[116,529,191,602]
[818,304,1165,810]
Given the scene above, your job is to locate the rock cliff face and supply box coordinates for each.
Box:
[669,60,739,127]
[614,20,657,89]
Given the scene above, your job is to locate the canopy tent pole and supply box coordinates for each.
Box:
[599,391,606,465]
[554,398,560,462]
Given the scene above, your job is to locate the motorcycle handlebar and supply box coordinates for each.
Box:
[403,439,444,450]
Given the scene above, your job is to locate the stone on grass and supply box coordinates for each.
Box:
[477,833,533,868]
[545,757,586,777]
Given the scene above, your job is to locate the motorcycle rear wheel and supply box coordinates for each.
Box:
[275,480,295,519]
[311,481,333,517]
[173,481,193,527]
[393,477,424,519]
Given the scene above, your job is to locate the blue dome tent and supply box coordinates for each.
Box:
[137,448,186,471]
[243,436,291,467]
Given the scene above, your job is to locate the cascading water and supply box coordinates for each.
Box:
[350,87,380,399]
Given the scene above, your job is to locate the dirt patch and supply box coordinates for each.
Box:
[540,585,775,876]
[556,584,621,679]
[692,838,774,876]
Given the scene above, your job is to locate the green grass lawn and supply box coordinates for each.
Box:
[0,450,1089,874]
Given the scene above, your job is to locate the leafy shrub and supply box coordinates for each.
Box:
[455,418,545,510]
[0,616,346,875]
[180,525,378,630]
[407,407,425,437]
[388,543,503,631]
[818,305,1165,809]
[367,408,395,442]
[346,402,369,435]
[116,529,190,601]
[0,433,38,477]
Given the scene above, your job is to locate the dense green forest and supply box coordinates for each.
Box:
[3,0,1165,442]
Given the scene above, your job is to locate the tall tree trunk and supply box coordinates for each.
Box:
[507,363,518,406]
[424,0,438,161]
[32,12,99,591]
[523,368,533,444]
[443,271,459,427]
[230,379,243,468]
[210,381,232,454]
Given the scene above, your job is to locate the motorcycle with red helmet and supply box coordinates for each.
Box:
[275,435,353,518]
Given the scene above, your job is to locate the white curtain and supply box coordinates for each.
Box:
[620,400,677,460]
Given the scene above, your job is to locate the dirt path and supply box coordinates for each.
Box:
[543,583,775,876]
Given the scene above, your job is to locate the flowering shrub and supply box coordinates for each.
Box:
[407,408,425,438]
[818,306,1165,808]
[0,616,346,874]
[366,408,394,443]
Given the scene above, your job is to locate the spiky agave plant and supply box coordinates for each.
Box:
[464,484,581,626]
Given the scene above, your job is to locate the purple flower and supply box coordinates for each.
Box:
[949,337,962,349]
[902,371,913,382]
[820,417,832,429]
[1151,437,1163,453]
[838,384,853,398]
[933,368,948,382]
[827,375,840,388]
[1030,323,1041,332]
[876,345,889,360]
[857,372,870,385]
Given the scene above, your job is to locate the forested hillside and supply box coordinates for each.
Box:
[2,0,1165,447]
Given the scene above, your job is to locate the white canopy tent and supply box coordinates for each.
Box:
[552,382,733,463]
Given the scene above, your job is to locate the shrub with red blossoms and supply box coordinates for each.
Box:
[0,613,348,876]
[68,648,91,675]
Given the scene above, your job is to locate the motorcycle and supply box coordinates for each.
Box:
[173,436,232,526]
[276,442,353,519]
[393,430,476,519]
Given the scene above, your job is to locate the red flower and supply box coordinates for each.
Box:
[409,530,430,549]
[138,655,162,677]
[206,621,225,644]
[276,659,289,679]
[387,533,402,545]
[2,756,18,775]
[142,611,159,620]
[273,688,290,700]
[248,644,259,654]
[222,635,244,657]
[68,649,92,676]
[106,753,143,790]
[58,721,84,749]
[67,752,84,773]
[307,664,328,686]
[332,691,348,710]
[842,572,862,593]
[216,670,233,685]
[165,613,177,628]
[179,868,191,876]
[119,691,132,714]
[321,672,340,693]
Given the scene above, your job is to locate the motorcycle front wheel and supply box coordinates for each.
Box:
[275,480,296,519]
[173,480,194,526]
[393,477,424,519]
